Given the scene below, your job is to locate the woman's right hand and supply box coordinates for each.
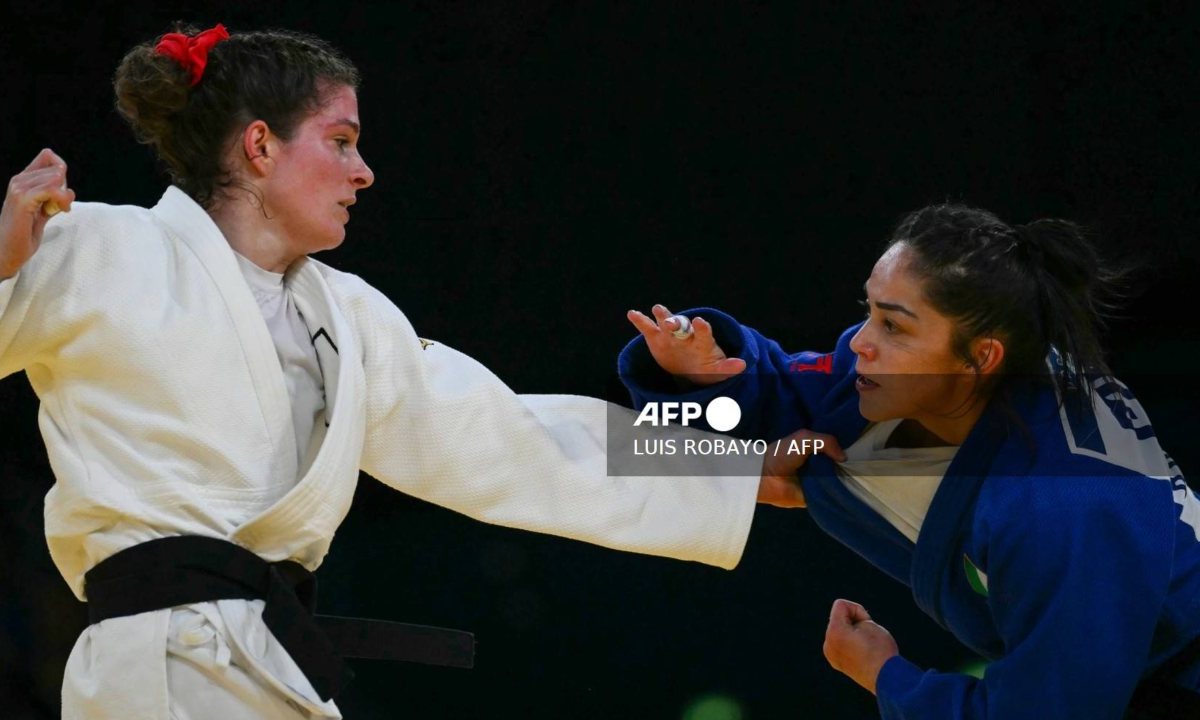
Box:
[1,149,75,280]
[626,304,747,386]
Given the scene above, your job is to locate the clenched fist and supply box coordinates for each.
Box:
[1,149,76,279]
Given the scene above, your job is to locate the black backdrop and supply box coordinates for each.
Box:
[1,3,1196,718]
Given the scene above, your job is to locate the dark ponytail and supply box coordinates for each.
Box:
[113,24,360,208]
[888,204,1132,407]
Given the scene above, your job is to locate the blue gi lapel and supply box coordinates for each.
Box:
[909,382,1040,626]
[800,377,924,584]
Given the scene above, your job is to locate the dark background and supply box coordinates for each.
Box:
[1,2,1196,718]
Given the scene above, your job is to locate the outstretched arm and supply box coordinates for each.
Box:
[349,282,771,569]
[620,304,858,443]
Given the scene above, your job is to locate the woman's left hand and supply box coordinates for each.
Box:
[757,428,846,508]
[823,598,899,695]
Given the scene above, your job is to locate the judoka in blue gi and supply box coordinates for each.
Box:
[621,204,1200,719]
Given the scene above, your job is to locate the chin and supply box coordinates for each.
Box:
[312,231,346,254]
[857,396,901,423]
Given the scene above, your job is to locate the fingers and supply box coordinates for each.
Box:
[714,357,747,377]
[829,599,872,625]
[9,164,73,216]
[20,152,71,216]
[627,309,660,337]
[628,306,693,340]
[781,428,847,462]
[22,148,66,173]
[824,599,898,695]
[818,433,846,462]
[13,166,67,194]
[43,188,75,216]
[755,474,807,508]
[828,598,857,624]
[762,428,841,479]
[628,306,741,385]
[38,185,75,217]
[663,315,689,335]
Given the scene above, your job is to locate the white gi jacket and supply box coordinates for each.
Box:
[0,187,758,718]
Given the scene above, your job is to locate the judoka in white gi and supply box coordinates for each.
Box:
[0,25,816,719]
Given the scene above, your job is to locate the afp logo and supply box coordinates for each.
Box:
[633,397,742,432]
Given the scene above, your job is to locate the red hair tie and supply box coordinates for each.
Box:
[155,23,230,87]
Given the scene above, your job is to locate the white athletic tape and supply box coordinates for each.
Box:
[669,315,692,339]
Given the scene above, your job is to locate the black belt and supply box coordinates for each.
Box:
[84,536,475,701]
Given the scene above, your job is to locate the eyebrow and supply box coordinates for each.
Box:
[328,118,360,133]
[862,281,919,320]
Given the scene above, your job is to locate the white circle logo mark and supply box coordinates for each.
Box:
[705,396,742,432]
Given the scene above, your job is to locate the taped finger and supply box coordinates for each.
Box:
[669,315,693,339]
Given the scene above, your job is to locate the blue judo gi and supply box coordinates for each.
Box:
[619,308,1200,719]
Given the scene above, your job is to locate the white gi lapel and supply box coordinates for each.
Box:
[148,187,363,567]
[150,187,299,471]
[232,260,366,565]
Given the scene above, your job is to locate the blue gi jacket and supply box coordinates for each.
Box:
[619,308,1200,719]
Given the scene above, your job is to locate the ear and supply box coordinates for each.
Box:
[239,120,277,176]
[970,336,1006,376]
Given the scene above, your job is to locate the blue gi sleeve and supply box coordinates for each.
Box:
[617,307,859,441]
[874,476,1176,719]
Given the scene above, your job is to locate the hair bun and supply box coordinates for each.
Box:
[113,41,192,150]
[1014,219,1098,293]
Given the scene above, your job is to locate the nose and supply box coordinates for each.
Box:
[352,154,375,190]
[849,323,875,362]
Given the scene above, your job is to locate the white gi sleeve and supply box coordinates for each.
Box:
[348,280,759,569]
[0,217,81,380]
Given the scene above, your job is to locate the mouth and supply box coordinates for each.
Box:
[855,373,880,391]
[337,198,356,209]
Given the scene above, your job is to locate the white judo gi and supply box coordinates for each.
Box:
[0,187,759,718]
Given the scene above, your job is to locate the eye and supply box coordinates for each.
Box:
[334,137,350,149]
[858,299,899,334]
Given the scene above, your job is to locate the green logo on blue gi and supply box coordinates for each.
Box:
[964,554,989,597]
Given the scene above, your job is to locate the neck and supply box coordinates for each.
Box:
[207,194,296,273]
[906,398,988,447]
